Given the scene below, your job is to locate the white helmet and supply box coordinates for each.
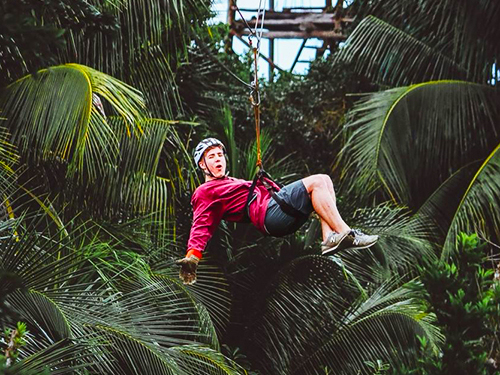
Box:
[193,138,226,168]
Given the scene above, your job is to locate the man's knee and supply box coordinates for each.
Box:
[315,174,331,188]
[303,174,329,191]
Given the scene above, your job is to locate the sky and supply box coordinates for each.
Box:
[210,0,331,79]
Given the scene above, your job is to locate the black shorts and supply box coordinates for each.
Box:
[264,180,314,237]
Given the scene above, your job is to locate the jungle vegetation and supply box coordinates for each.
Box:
[1,0,499,374]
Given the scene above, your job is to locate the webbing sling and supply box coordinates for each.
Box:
[244,169,309,221]
[235,6,307,223]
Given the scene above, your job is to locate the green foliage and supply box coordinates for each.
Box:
[390,233,500,374]
[255,57,377,175]
[365,360,390,375]
[3,1,500,374]
[0,0,118,86]
[341,0,500,86]
[0,211,243,374]
[338,79,500,256]
[0,322,28,368]
[0,64,196,235]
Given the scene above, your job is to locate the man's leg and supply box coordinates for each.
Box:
[302,174,379,253]
[320,219,333,242]
[301,174,350,239]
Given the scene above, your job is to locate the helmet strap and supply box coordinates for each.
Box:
[202,154,226,179]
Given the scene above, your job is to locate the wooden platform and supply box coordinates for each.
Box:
[231,8,353,40]
[226,1,353,75]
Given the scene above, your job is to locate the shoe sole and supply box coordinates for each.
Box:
[346,242,377,251]
[322,238,378,255]
[321,234,352,256]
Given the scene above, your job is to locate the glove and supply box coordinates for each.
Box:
[176,255,200,285]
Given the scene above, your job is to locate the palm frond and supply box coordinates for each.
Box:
[0,64,146,183]
[336,16,468,86]
[70,0,210,74]
[417,143,500,259]
[354,1,500,84]
[339,203,437,275]
[6,290,72,347]
[171,345,248,375]
[89,118,170,215]
[154,255,232,339]
[339,81,500,209]
[128,45,183,119]
[414,161,481,244]
[10,338,99,375]
[0,123,18,174]
[289,280,442,375]
[0,214,92,291]
[86,325,181,375]
[249,257,442,374]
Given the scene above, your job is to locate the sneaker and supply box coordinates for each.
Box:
[346,229,378,250]
[321,231,350,255]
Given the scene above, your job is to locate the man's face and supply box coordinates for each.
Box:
[199,146,226,179]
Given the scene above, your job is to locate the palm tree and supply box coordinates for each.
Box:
[0,209,245,374]
[0,2,453,374]
[0,64,194,235]
[335,0,500,256]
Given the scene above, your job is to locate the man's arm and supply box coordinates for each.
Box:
[178,190,224,284]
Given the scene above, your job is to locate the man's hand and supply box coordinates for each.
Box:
[176,255,200,285]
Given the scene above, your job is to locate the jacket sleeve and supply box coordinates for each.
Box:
[186,188,224,258]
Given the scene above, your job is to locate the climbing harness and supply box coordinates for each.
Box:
[236,3,308,222]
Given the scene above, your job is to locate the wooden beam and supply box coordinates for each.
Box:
[283,7,326,11]
[239,29,347,40]
[290,39,308,73]
[243,15,347,27]
[244,13,353,23]
[226,0,236,53]
[237,7,325,12]
[269,38,274,80]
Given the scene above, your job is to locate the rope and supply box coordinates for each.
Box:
[250,45,262,168]
[235,2,266,169]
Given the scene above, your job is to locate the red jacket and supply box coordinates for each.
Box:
[186,176,280,257]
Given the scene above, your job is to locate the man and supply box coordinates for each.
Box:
[177,138,378,284]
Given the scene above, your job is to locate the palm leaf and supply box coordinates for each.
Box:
[6,290,72,347]
[0,64,145,183]
[172,345,248,375]
[338,203,437,274]
[86,325,181,375]
[154,255,232,339]
[129,45,183,119]
[353,1,500,84]
[0,214,93,291]
[85,118,174,221]
[339,81,500,209]
[65,0,209,74]
[416,143,500,259]
[336,16,468,86]
[289,280,442,375]
[0,122,18,174]
[9,338,99,375]
[249,256,442,374]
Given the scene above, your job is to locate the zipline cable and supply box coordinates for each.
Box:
[235,2,266,169]
[195,37,253,89]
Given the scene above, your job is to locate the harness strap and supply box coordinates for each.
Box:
[244,169,308,222]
